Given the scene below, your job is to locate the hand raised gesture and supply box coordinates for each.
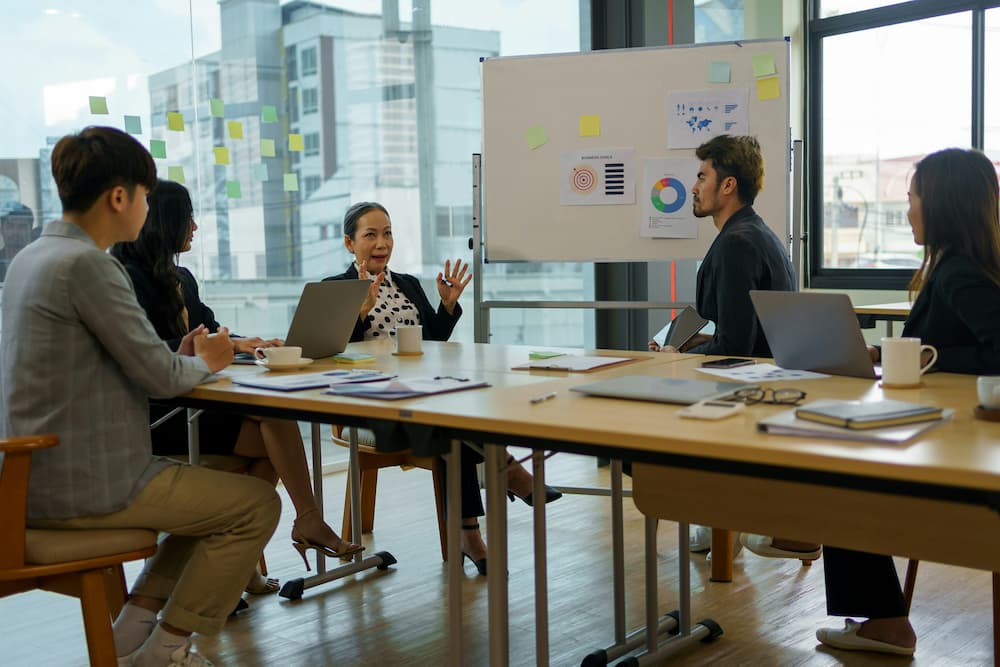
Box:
[357,258,386,318]
[436,258,472,313]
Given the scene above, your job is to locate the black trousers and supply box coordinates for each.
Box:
[438,442,485,519]
[823,546,908,619]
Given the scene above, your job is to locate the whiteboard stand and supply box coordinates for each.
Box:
[792,139,805,287]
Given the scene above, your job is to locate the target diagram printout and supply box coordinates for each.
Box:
[666,89,749,150]
[641,157,700,238]
[559,148,635,206]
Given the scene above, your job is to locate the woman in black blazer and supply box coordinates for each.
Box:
[817,148,1000,656]
[324,201,561,575]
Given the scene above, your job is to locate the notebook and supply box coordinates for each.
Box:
[794,399,943,430]
[749,291,881,379]
[758,406,953,443]
[570,375,757,405]
[232,280,369,362]
[653,306,709,349]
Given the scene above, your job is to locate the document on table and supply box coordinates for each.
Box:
[325,376,490,400]
[696,363,830,382]
[232,369,393,392]
[511,355,635,372]
[757,407,953,444]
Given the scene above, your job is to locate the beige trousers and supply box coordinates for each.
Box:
[31,462,280,635]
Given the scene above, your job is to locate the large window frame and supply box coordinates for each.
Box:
[806,0,1000,289]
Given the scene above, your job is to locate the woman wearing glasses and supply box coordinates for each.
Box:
[816,148,1000,656]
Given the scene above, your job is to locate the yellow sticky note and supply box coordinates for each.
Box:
[579,115,601,137]
[525,125,548,150]
[288,134,304,152]
[167,165,185,184]
[213,146,230,165]
[227,121,243,139]
[89,96,109,114]
[166,112,184,131]
[260,139,276,157]
[756,75,781,101]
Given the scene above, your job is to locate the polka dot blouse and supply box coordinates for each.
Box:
[362,268,421,341]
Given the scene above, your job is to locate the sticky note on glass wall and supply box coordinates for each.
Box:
[226,180,242,199]
[708,61,731,83]
[210,98,225,118]
[89,96,109,114]
[228,121,243,139]
[752,54,776,78]
[149,139,167,159]
[167,165,185,184]
[253,163,269,182]
[260,139,276,157]
[213,146,230,165]
[124,115,142,135]
[283,173,299,191]
[525,124,548,150]
[167,112,185,131]
[288,134,304,152]
[756,75,781,100]
[261,105,278,123]
[579,115,600,137]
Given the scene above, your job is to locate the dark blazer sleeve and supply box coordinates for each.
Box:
[177,267,220,332]
[393,273,462,342]
[323,264,368,342]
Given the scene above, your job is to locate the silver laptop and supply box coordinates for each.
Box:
[749,291,880,379]
[234,280,369,362]
[570,375,756,405]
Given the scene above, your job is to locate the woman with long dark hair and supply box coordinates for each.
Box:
[817,148,1000,656]
[112,181,362,589]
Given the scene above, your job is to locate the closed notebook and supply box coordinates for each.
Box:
[794,399,943,430]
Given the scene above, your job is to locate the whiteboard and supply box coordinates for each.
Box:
[481,39,790,262]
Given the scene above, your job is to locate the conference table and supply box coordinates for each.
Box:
[854,300,912,335]
[172,340,1000,666]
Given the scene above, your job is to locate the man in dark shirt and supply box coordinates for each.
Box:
[650,134,794,356]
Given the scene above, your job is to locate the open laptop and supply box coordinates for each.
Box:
[233,280,369,362]
[749,290,881,379]
[570,375,756,405]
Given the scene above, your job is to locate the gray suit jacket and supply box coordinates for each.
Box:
[1,220,210,519]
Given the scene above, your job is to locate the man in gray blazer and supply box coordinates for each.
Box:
[0,127,279,667]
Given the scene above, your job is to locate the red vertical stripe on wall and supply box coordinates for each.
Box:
[668,0,674,45]
[670,260,677,319]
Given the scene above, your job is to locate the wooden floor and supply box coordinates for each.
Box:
[3,452,994,666]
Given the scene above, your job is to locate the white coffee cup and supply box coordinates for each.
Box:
[978,376,1000,409]
[255,345,302,365]
[880,337,937,387]
[395,325,423,354]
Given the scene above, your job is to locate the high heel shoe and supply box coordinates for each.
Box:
[291,510,364,571]
[505,456,563,506]
[461,523,487,576]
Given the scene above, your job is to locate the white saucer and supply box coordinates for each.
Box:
[255,358,314,371]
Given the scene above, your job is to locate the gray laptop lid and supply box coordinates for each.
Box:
[570,375,756,405]
[749,291,878,379]
[284,280,369,359]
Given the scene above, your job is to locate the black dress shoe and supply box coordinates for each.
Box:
[507,484,563,507]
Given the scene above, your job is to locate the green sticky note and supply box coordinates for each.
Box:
[226,180,242,199]
[213,146,230,165]
[252,163,269,182]
[529,351,566,360]
[149,139,167,159]
[526,124,548,150]
[752,54,776,78]
[283,173,299,192]
[708,61,731,83]
[124,115,142,134]
[261,105,278,123]
[166,111,185,131]
[210,97,225,118]
[579,115,600,137]
[260,138,276,157]
[227,121,243,139]
[756,75,781,101]
[89,96,109,114]
[288,133,304,151]
[167,165,185,184]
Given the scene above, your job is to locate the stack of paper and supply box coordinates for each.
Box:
[326,376,489,400]
[232,369,392,392]
[512,355,634,372]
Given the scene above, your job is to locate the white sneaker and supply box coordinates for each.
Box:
[689,524,712,552]
[166,643,214,667]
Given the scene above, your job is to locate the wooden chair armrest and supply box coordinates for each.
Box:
[0,435,59,452]
[0,435,59,569]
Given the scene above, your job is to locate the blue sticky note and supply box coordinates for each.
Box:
[124,115,142,134]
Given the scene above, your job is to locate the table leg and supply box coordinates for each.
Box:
[611,459,626,645]
[186,409,202,465]
[446,439,464,667]
[532,450,549,667]
[710,528,734,582]
[486,444,510,666]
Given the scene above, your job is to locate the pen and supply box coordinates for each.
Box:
[529,391,557,404]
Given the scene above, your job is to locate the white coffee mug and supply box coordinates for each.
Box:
[255,345,302,364]
[978,376,1000,409]
[395,325,423,354]
[880,337,937,387]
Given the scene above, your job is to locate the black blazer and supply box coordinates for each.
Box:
[323,263,462,342]
[902,252,1000,374]
[122,263,219,351]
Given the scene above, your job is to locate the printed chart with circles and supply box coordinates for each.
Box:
[650,177,686,214]
[570,165,599,194]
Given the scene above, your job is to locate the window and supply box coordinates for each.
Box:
[807,1,998,288]
[303,175,321,197]
[286,45,297,82]
[987,7,1000,160]
[302,87,318,114]
[304,133,319,157]
[300,46,317,76]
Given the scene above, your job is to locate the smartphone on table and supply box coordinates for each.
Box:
[701,357,755,369]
